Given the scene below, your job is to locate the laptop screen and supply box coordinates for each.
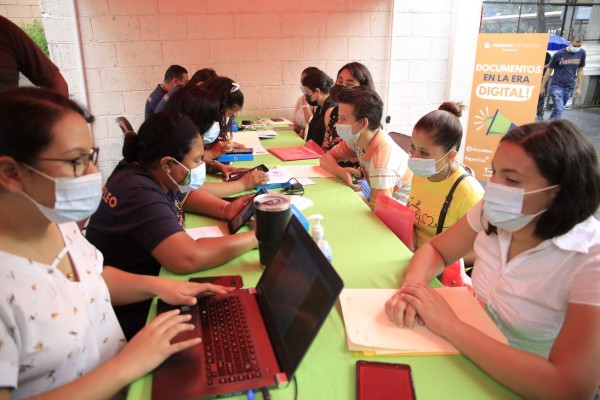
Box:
[256,216,344,378]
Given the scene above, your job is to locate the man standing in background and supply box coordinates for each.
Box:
[540,34,586,119]
[0,16,68,97]
[144,64,188,119]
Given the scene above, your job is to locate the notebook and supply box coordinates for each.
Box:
[152,216,344,400]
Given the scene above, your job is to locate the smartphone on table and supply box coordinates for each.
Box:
[356,361,416,400]
[227,148,253,154]
[226,164,269,182]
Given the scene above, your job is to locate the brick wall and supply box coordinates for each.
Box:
[38,0,482,177]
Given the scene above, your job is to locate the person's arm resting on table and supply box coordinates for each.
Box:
[320,143,361,191]
[151,190,257,274]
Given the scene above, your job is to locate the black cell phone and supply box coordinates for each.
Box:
[356,361,416,400]
[270,118,284,122]
[227,187,268,233]
[189,275,244,288]
[241,120,253,125]
[226,164,269,182]
[228,147,253,154]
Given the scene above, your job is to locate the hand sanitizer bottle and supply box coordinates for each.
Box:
[308,214,333,262]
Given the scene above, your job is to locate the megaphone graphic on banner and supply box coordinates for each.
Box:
[485,109,517,135]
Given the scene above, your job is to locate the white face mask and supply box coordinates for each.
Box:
[483,182,559,232]
[203,121,221,145]
[336,119,362,143]
[407,151,450,178]
[22,166,102,223]
[166,158,206,193]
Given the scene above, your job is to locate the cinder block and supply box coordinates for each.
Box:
[349,0,392,12]
[188,14,234,39]
[208,63,237,79]
[0,0,17,5]
[144,65,169,89]
[48,43,78,70]
[256,38,302,62]
[281,13,327,38]
[347,37,390,61]
[163,40,210,65]
[76,0,110,17]
[77,17,94,43]
[206,0,254,14]
[108,0,157,15]
[100,67,146,92]
[90,16,140,42]
[85,68,103,92]
[91,115,109,140]
[82,43,117,68]
[302,37,347,62]
[95,137,124,164]
[31,6,41,18]
[428,82,446,103]
[371,12,392,37]
[88,91,124,116]
[122,90,149,115]
[389,60,409,83]
[327,13,370,37]
[210,39,257,63]
[395,1,451,13]
[294,0,345,13]
[6,5,32,17]
[261,85,298,109]
[239,85,261,110]
[364,60,389,84]
[409,60,447,83]
[39,0,73,18]
[233,14,280,38]
[413,13,451,37]
[431,37,450,60]
[42,17,74,43]
[281,61,326,85]
[139,16,160,40]
[141,16,186,41]
[116,41,163,67]
[392,37,431,60]
[159,0,207,14]
[236,62,282,86]
[392,13,413,36]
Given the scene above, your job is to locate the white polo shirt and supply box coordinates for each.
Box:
[467,201,600,357]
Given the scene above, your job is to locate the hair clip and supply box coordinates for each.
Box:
[231,82,241,93]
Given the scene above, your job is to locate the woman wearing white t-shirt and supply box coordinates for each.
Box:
[0,88,229,399]
[386,120,600,399]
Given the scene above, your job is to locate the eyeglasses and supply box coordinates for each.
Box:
[280,178,304,196]
[34,147,99,177]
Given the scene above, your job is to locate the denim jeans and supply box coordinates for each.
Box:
[549,86,573,119]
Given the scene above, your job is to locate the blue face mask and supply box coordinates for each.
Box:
[569,46,581,53]
[167,159,206,193]
[335,119,362,143]
[203,121,221,145]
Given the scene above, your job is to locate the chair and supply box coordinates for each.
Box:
[115,116,135,135]
[388,131,412,153]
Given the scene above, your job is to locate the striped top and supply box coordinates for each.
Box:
[328,129,412,208]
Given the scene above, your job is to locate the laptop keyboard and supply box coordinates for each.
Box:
[199,295,262,386]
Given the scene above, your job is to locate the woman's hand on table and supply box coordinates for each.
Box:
[240,169,269,190]
[155,279,234,307]
[388,282,460,337]
[113,310,202,381]
[217,163,248,180]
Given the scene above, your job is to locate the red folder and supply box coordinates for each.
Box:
[268,144,322,161]
[374,192,415,250]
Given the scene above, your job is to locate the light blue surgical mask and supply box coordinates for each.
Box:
[167,159,206,193]
[569,46,581,53]
[22,166,103,223]
[483,182,559,232]
[203,121,221,145]
[336,119,362,143]
[407,151,450,178]
[299,85,306,94]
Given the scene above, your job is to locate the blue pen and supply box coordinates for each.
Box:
[246,389,255,400]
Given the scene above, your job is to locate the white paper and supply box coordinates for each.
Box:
[340,287,507,355]
[278,165,334,178]
[267,168,315,186]
[289,195,313,211]
[231,132,268,155]
[185,226,224,240]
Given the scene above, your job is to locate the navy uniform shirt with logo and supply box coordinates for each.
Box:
[86,160,187,339]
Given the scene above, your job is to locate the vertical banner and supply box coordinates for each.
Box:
[464,33,549,179]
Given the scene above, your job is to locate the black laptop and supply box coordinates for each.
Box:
[152,216,344,399]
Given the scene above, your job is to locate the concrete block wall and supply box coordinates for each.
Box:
[0,0,42,25]
[37,0,482,177]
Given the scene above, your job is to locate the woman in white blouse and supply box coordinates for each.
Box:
[0,88,229,399]
[386,120,600,399]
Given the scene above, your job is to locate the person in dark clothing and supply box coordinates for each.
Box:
[301,70,337,147]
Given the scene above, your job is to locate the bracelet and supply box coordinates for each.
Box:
[302,105,309,109]
[221,202,230,221]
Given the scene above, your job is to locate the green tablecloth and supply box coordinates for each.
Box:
[126,127,520,400]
